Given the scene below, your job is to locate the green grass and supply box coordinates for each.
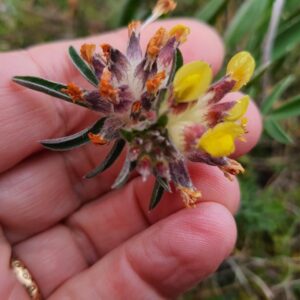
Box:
[1,0,300,299]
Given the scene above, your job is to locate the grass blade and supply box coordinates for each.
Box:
[85,139,126,178]
[196,0,226,23]
[69,46,99,87]
[118,0,141,27]
[12,76,89,108]
[225,0,270,50]
[41,117,107,151]
[261,75,295,114]
[269,95,300,120]
[264,119,293,144]
[273,17,300,61]
[247,62,272,87]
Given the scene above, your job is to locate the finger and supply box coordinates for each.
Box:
[0,145,126,243]
[0,19,224,173]
[2,149,239,245]
[12,203,236,298]
[0,227,29,299]
[10,162,238,296]
[64,162,240,258]
[48,203,236,299]
[13,225,89,297]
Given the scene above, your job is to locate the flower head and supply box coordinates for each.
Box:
[13,0,255,210]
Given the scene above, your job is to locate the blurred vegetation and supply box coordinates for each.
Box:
[1,0,300,299]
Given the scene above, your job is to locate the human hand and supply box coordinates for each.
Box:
[0,19,262,299]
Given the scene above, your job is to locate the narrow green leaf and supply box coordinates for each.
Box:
[245,9,271,54]
[269,95,300,120]
[264,119,293,144]
[156,114,168,128]
[247,62,272,86]
[41,117,107,151]
[84,139,126,179]
[156,88,168,112]
[12,76,89,108]
[167,49,183,86]
[224,0,270,49]
[68,46,99,87]
[119,0,141,26]
[120,129,134,142]
[175,48,183,73]
[111,156,136,189]
[273,17,300,61]
[284,0,300,16]
[261,75,295,114]
[156,176,171,192]
[196,0,226,23]
[149,179,165,210]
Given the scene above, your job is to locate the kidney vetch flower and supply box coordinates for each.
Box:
[13,0,255,209]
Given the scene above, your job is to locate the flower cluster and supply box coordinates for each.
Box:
[13,0,255,209]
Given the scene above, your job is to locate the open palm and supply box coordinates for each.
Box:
[0,19,262,299]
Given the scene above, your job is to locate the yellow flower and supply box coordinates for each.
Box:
[225,95,250,121]
[173,61,212,103]
[226,51,255,91]
[197,122,245,157]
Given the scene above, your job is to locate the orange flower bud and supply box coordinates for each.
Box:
[88,133,108,145]
[146,71,166,93]
[80,44,96,64]
[61,82,83,103]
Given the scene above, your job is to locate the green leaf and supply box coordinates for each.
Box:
[247,62,271,86]
[196,0,227,23]
[156,114,168,128]
[12,76,89,108]
[156,88,168,111]
[118,0,141,26]
[245,11,271,54]
[120,129,134,142]
[175,48,183,73]
[41,117,107,151]
[156,176,171,192]
[167,48,183,86]
[84,139,126,179]
[68,46,99,87]
[261,75,295,114]
[264,119,293,144]
[269,95,300,120]
[111,156,136,189]
[284,0,300,16]
[149,179,165,210]
[224,0,270,50]
[273,16,300,61]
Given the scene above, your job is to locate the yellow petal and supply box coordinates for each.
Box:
[174,61,212,103]
[198,122,245,157]
[169,24,190,43]
[226,51,255,91]
[225,95,250,121]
